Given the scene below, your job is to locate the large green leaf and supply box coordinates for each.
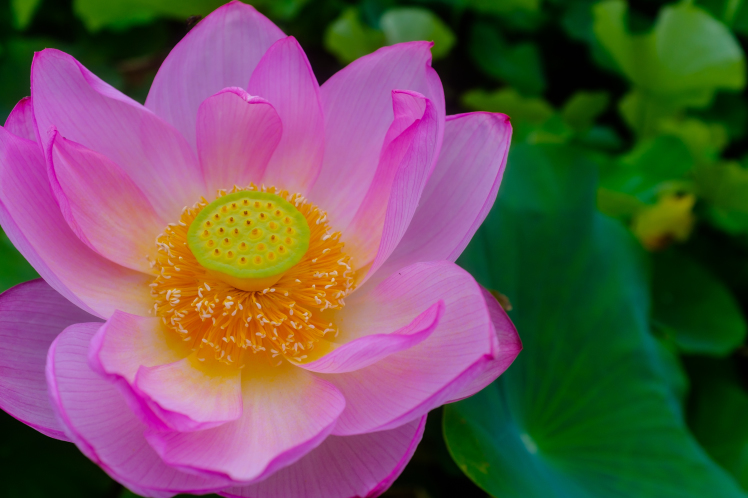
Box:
[324,8,385,64]
[444,143,744,497]
[652,249,747,356]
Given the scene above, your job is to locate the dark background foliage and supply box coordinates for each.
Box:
[3,0,748,496]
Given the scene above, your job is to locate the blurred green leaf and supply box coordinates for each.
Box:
[698,0,748,34]
[658,118,728,163]
[0,412,115,497]
[380,7,455,60]
[695,161,748,234]
[11,0,42,30]
[465,0,541,15]
[462,88,553,141]
[462,87,552,123]
[597,188,646,218]
[73,0,225,32]
[687,357,748,491]
[601,136,694,203]
[594,0,745,98]
[652,249,747,355]
[692,92,748,141]
[446,143,745,498]
[469,22,546,96]
[561,90,609,132]
[594,0,745,135]
[324,7,385,64]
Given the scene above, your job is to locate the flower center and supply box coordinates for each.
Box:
[150,186,354,366]
[187,191,311,292]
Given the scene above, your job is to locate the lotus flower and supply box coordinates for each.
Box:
[0,2,519,497]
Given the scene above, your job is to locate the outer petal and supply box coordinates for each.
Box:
[48,132,166,273]
[0,127,152,318]
[248,37,324,194]
[32,49,204,222]
[379,112,512,277]
[311,42,444,230]
[4,97,36,141]
[145,1,284,148]
[198,88,282,195]
[93,312,241,433]
[134,356,243,432]
[46,322,231,497]
[345,92,439,277]
[221,416,426,498]
[322,261,498,436]
[446,288,521,402]
[295,300,443,374]
[145,362,345,484]
[0,279,98,440]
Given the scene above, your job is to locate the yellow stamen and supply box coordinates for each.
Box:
[150,185,354,365]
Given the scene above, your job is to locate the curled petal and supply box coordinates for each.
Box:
[146,0,284,148]
[47,322,231,497]
[0,279,98,440]
[222,416,426,498]
[248,36,324,194]
[345,91,439,277]
[48,132,166,273]
[311,42,445,231]
[322,261,499,435]
[198,88,282,195]
[134,355,243,432]
[379,112,512,277]
[0,127,152,318]
[446,287,521,402]
[296,301,444,374]
[145,362,345,484]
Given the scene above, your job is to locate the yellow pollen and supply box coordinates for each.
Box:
[150,185,354,366]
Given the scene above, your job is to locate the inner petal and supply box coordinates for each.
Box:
[150,185,355,367]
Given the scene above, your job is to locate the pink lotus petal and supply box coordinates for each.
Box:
[321,261,496,435]
[248,37,324,194]
[296,301,444,374]
[32,49,204,223]
[0,279,98,440]
[145,363,345,484]
[146,1,284,149]
[89,311,191,432]
[379,112,512,278]
[446,287,521,402]
[46,322,231,497]
[134,356,243,432]
[0,126,152,318]
[198,88,282,195]
[48,132,166,273]
[311,42,445,231]
[4,97,36,142]
[221,416,426,498]
[345,91,439,276]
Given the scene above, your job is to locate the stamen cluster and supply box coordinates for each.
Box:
[149,185,354,365]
